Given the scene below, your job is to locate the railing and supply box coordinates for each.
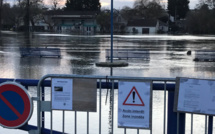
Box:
[105,49,150,59]
[0,75,214,134]
[194,50,215,61]
[20,47,61,58]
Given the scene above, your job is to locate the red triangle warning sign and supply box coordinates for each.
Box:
[123,86,145,106]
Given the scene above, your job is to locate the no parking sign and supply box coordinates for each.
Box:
[0,82,33,128]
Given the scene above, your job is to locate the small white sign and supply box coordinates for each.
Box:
[51,78,73,110]
[175,78,215,115]
[118,81,152,129]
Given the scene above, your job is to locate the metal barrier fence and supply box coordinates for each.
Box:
[0,75,214,134]
[105,49,150,59]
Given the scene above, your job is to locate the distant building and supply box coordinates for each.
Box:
[126,19,159,34]
[158,20,168,33]
[44,11,99,33]
[98,9,127,33]
[19,10,169,34]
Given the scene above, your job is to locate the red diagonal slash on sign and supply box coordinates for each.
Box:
[0,93,22,117]
[0,83,33,128]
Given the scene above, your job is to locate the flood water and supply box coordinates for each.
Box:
[1,31,215,79]
[0,31,215,134]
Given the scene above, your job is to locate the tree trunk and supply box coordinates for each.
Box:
[30,19,34,31]
[0,0,3,31]
[24,0,30,32]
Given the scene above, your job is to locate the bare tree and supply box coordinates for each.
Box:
[11,2,26,29]
[186,4,215,34]
[145,1,164,19]
[133,0,164,19]
[206,0,215,8]
[120,6,136,20]
[133,0,149,9]
[49,0,62,10]
[19,0,44,31]
[42,11,60,31]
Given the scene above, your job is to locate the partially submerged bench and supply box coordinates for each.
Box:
[194,50,215,62]
[106,49,150,59]
[20,47,61,58]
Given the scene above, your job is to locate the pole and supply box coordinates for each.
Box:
[110,0,113,64]
[110,0,114,76]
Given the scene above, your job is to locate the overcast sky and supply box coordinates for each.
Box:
[5,0,200,9]
[100,0,200,9]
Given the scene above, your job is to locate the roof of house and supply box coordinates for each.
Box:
[159,20,168,26]
[127,19,157,27]
[45,11,98,19]
[45,11,98,15]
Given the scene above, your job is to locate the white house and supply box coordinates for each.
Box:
[126,19,159,34]
[44,11,99,33]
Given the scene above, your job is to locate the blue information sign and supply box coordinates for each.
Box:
[0,82,33,128]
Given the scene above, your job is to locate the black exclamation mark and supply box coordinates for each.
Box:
[133,91,135,103]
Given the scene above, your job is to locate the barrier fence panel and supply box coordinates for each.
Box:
[0,76,214,134]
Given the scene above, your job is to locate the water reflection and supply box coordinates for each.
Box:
[18,58,61,78]
[0,32,214,79]
[169,67,183,77]
[166,40,188,51]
